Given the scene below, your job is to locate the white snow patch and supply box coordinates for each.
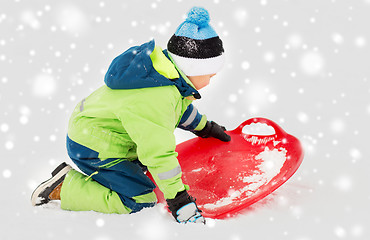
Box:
[192,168,203,173]
[206,218,217,228]
[202,147,287,210]
[39,200,61,209]
[255,147,287,174]
[136,218,168,240]
[242,122,275,136]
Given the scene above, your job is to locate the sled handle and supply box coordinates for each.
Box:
[232,117,287,138]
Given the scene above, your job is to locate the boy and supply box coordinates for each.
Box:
[31,6,230,224]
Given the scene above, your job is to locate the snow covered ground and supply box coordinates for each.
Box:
[1,0,369,239]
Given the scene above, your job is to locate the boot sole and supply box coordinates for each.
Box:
[31,162,72,206]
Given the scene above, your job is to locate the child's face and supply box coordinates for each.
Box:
[187,74,216,90]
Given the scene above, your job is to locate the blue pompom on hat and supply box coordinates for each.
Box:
[186,7,210,27]
[167,7,225,76]
[175,7,216,40]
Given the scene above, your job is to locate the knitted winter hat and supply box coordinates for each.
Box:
[167,7,225,76]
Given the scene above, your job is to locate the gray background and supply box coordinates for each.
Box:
[1,0,369,239]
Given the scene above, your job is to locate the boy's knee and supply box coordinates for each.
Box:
[130,191,157,213]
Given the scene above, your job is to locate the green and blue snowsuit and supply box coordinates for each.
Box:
[61,40,207,214]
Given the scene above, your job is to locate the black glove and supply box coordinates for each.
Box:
[166,190,205,224]
[193,121,231,142]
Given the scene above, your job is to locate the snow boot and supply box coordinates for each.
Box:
[31,162,72,206]
[48,182,63,200]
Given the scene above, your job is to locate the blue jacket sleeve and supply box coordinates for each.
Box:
[177,104,207,132]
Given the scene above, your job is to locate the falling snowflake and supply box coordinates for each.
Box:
[96,218,105,227]
[5,141,14,150]
[264,52,275,63]
[334,226,347,238]
[297,112,309,123]
[287,34,303,49]
[334,176,352,192]
[0,123,9,132]
[354,36,366,47]
[299,51,325,75]
[349,148,361,163]
[56,4,90,35]
[241,61,250,70]
[234,8,248,26]
[2,169,12,178]
[330,119,345,133]
[332,33,344,44]
[20,10,41,29]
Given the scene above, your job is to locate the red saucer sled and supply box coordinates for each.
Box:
[146,118,304,219]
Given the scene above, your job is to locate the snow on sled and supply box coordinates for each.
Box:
[147,118,304,219]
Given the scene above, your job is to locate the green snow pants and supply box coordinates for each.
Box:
[60,136,157,214]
